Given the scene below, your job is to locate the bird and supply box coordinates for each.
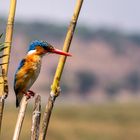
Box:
[14,40,71,107]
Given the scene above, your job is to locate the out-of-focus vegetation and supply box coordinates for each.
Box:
[1,16,140,140]
[125,71,140,92]
[1,16,140,100]
[1,103,140,140]
[1,17,140,44]
[77,71,98,94]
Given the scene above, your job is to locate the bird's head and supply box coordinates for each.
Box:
[27,40,72,56]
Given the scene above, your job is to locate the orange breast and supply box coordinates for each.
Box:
[15,54,41,92]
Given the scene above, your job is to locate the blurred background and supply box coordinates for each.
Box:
[1,0,140,140]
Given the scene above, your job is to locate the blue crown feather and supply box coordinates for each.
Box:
[28,40,49,51]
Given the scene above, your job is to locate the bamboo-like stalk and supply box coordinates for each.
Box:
[0,0,17,134]
[3,0,17,75]
[12,96,28,140]
[39,96,55,140]
[0,98,4,133]
[31,95,41,140]
[0,68,8,133]
[1,0,17,97]
[39,1,84,140]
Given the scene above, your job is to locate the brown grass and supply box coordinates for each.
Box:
[1,103,140,140]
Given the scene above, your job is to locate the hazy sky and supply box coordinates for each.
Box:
[1,0,140,32]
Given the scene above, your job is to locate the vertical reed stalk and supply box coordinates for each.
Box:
[0,68,8,133]
[39,0,84,140]
[31,95,41,140]
[3,0,17,75]
[0,98,4,133]
[0,0,17,134]
[12,96,28,140]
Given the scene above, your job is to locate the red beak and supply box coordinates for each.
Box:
[51,48,72,56]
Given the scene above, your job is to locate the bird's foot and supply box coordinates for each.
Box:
[24,90,35,100]
[28,90,35,97]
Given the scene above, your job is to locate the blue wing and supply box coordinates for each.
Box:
[14,59,25,92]
[16,59,25,73]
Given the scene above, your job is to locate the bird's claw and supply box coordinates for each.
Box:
[24,90,35,100]
[28,90,35,97]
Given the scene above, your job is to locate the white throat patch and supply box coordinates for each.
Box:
[27,50,36,55]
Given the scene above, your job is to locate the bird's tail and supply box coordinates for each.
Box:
[16,92,23,107]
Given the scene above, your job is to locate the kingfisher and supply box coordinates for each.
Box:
[14,40,71,107]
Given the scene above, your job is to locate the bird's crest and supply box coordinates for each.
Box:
[28,40,49,51]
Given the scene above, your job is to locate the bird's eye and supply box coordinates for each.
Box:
[47,45,54,51]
